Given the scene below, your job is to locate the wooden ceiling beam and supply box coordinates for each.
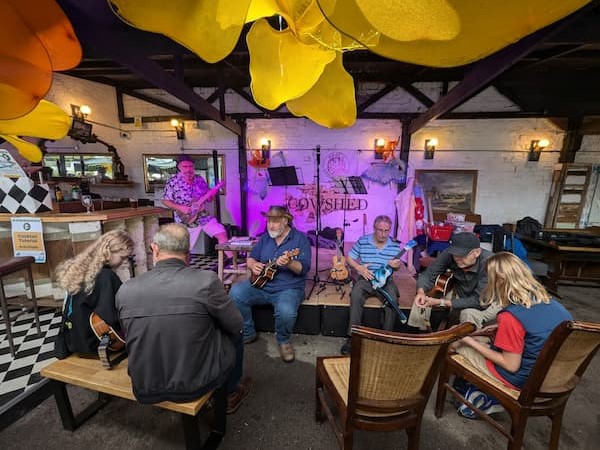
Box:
[58,0,241,135]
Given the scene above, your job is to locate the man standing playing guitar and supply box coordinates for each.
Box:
[162,154,230,257]
[409,232,500,330]
[229,206,311,363]
[340,215,405,355]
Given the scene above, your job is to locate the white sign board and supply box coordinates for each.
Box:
[11,217,46,263]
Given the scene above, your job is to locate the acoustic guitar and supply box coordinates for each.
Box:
[90,312,126,368]
[330,229,348,281]
[251,248,300,289]
[426,271,455,299]
[179,180,225,226]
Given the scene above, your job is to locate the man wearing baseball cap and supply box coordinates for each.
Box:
[409,232,501,329]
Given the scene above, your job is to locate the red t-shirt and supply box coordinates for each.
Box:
[485,312,525,389]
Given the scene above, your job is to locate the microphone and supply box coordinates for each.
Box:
[316,145,321,164]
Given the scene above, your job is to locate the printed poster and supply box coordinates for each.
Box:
[11,217,46,263]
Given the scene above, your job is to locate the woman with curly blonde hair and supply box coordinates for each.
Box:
[452,252,573,419]
[55,230,133,355]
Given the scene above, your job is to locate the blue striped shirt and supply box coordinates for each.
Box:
[348,235,402,270]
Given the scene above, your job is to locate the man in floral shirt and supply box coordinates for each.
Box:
[162,154,230,255]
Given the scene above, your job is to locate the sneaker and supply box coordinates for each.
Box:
[450,377,471,408]
[279,342,295,363]
[340,338,351,356]
[243,333,257,344]
[457,385,504,419]
[226,376,252,414]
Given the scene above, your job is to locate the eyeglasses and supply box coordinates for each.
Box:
[375,227,391,233]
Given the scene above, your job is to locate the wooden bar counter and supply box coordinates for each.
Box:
[0,207,164,300]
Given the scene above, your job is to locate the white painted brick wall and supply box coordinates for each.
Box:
[36,75,600,230]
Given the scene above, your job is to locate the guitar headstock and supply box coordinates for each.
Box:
[285,248,300,259]
[404,239,418,250]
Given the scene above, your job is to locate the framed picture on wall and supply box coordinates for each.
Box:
[142,153,225,193]
[415,169,478,213]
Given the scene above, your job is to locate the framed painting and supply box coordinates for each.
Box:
[415,169,478,213]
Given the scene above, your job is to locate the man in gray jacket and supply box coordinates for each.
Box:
[116,223,251,414]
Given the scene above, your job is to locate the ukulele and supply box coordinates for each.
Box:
[179,180,225,226]
[251,248,300,289]
[370,240,418,289]
[330,228,349,281]
[90,312,126,368]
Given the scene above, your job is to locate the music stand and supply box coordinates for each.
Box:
[307,148,369,300]
[267,166,302,186]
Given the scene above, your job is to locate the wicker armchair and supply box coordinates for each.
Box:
[435,320,600,450]
[315,323,475,450]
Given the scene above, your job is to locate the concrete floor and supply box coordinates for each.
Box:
[1,284,599,450]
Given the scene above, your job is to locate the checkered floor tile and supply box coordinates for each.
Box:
[189,253,219,271]
[0,310,62,411]
[0,254,218,413]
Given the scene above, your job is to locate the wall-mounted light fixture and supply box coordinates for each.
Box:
[424,138,438,159]
[374,138,386,159]
[260,137,271,152]
[71,104,92,120]
[250,138,271,167]
[170,118,185,140]
[528,139,549,162]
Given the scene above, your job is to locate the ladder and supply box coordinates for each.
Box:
[544,164,592,229]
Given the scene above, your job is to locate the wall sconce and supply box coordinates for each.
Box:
[71,104,92,120]
[250,138,271,167]
[424,138,437,159]
[374,138,386,159]
[260,138,271,152]
[528,139,548,162]
[170,118,185,140]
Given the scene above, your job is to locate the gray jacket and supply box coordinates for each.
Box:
[116,258,242,404]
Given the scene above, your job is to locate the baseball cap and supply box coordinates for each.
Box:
[447,232,480,257]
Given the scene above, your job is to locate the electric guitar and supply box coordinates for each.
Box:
[251,248,300,289]
[90,312,126,368]
[179,180,225,226]
[370,240,418,289]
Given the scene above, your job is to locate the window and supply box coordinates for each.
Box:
[142,153,225,193]
[43,153,115,180]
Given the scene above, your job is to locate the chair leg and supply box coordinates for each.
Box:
[27,265,41,336]
[342,429,353,450]
[435,364,451,418]
[508,413,528,450]
[406,418,422,450]
[548,405,566,450]
[0,281,16,357]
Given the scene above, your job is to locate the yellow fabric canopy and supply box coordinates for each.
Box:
[0,100,72,163]
[0,0,81,120]
[107,0,592,128]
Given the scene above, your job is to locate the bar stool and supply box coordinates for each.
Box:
[0,256,42,357]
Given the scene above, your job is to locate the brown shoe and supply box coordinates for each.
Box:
[279,342,295,363]
[226,376,252,414]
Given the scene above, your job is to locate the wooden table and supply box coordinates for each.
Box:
[520,235,600,290]
[215,241,255,281]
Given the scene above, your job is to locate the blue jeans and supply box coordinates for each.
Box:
[229,281,304,344]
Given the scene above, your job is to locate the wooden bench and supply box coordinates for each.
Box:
[41,355,226,450]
